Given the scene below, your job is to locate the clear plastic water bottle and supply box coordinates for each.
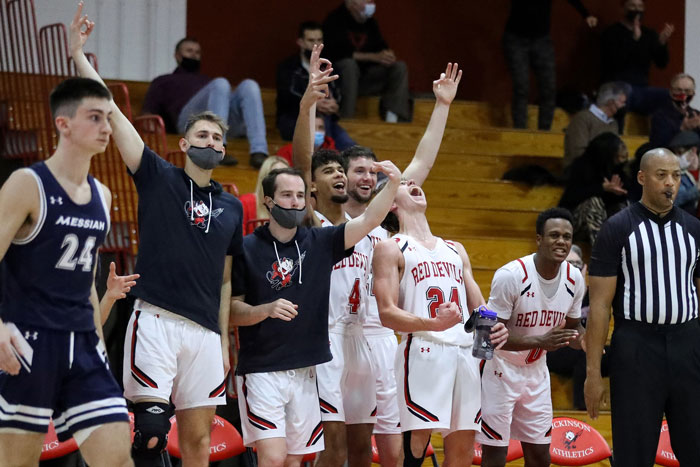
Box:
[471,306,498,360]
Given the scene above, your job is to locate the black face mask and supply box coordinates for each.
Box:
[303,49,312,60]
[180,56,201,73]
[625,9,643,22]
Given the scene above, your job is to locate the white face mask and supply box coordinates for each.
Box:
[363,2,376,18]
[679,150,693,171]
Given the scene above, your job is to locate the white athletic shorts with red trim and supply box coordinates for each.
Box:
[476,356,552,447]
[366,332,400,434]
[396,334,481,436]
[316,324,377,424]
[123,300,227,409]
[236,367,324,455]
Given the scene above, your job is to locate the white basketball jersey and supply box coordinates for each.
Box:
[395,234,473,347]
[317,211,371,325]
[488,253,584,367]
[363,225,393,336]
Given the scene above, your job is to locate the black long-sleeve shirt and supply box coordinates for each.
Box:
[600,22,669,86]
[322,2,388,63]
[505,0,589,39]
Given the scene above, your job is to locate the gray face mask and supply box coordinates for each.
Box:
[187,145,224,170]
[269,200,306,229]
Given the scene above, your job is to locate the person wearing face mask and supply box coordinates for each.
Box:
[667,130,700,215]
[503,0,598,131]
[230,46,402,467]
[322,0,411,123]
[600,0,674,131]
[563,82,627,174]
[142,37,270,169]
[275,21,355,150]
[650,73,700,148]
[559,132,631,245]
[277,116,338,166]
[71,14,245,466]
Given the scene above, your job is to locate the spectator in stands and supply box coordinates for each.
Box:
[559,132,630,244]
[322,0,410,122]
[563,82,626,174]
[547,246,610,410]
[503,0,597,131]
[277,115,337,165]
[601,0,674,130]
[668,130,700,215]
[276,21,355,150]
[649,73,700,148]
[142,37,269,168]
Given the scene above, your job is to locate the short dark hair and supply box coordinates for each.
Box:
[262,167,307,198]
[175,37,198,54]
[311,148,344,181]
[341,145,377,172]
[184,111,229,137]
[49,77,112,120]
[298,21,322,38]
[536,207,573,235]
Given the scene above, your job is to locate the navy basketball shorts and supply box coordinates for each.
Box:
[0,323,128,442]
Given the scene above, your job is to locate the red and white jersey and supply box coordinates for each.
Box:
[363,225,394,336]
[395,234,472,347]
[488,253,584,367]
[317,211,372,326]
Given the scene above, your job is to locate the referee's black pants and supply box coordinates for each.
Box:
[609,319,700,467]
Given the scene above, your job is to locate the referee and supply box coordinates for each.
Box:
[585,148,700,466]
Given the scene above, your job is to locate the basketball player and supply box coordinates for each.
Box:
[70,5,242,466]
[372,180,508,467]
[477,208,585,467]
[0,76,133,466]
[342,63,463,467]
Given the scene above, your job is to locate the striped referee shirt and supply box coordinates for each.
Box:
[590,202,700,324]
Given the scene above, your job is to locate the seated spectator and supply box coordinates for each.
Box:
[503,0,597,130]
[239,156,290,234]
[563,82,626,173]
[650,73,700,148]
[547,245,609,410]
[277,115,336,165]
[323,0,410,122]
[668,130,700,215]
[559,132,630,244]
[276,21,355,150]
[142,37,269,168]
[601,0,674,130]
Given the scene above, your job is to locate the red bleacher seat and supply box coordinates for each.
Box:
[41,419,79,461]
[167,414,245,461]
[549,416,612,466]
[472,439,523,464]
[656,420,679,467]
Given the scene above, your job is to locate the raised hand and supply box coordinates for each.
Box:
[309,44,332,80]
[585,16,598,28]
[602,175,627,196]
[433,62,462,106]
[70,2,95,54]
[659,23,675,44]
[430,302,462,331]
[105,262,140,302]
[371,160,401,183]
[265,299,299,321]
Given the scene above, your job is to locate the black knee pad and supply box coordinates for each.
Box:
[402,431,428,467]
[132,402,171,463]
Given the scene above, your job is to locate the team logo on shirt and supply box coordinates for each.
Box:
[266,253,305,290]
[563,429,583,449]
[183,200,223,229]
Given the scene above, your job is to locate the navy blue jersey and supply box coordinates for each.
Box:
[129,146,243,333]
[1,162,110,331]
[232,223,350,374]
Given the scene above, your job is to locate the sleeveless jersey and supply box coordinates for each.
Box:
[395,234,473,347]
[488,253,584,367]
[363,225,393,336]
[316,211,371,326]
[0,163,110,331]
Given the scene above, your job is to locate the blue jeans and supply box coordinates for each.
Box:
[177,77,268,155]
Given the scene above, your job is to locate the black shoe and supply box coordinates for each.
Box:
[221,154,239,166]
[249,152,268,169]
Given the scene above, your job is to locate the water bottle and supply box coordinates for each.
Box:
[471,306,498,360]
